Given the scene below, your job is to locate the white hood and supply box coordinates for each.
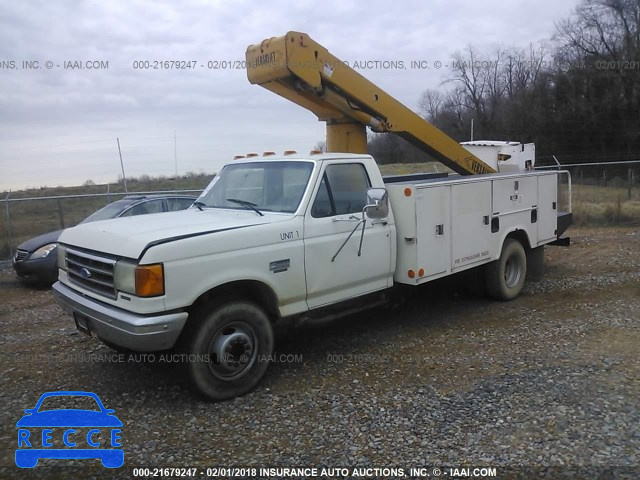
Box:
[59,208,290,259]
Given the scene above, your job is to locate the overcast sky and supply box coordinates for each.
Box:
[0,0,579,191]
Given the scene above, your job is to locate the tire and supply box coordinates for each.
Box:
[485,238,527,301]
[185,301,273,401]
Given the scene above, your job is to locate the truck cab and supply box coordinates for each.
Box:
[53,153,397,400]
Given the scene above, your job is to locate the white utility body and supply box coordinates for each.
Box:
[52,152,571,400]
[388,169,560,285]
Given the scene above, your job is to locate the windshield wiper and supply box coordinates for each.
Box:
[226,198,264,216]
[193,201,207,211]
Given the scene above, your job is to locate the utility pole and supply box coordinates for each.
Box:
[470,118,474,141]
[174,130,178,177]
[117,137,128,193]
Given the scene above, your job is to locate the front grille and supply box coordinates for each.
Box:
[14,249,29,262]
[65,248,117,299]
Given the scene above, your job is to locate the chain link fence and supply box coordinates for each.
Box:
[1,187,202,263]
[535,159,640,225]
[2,160,639,264]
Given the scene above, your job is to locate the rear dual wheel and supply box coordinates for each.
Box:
[485,238,527,301]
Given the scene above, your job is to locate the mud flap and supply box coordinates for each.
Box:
[526,246,544,282]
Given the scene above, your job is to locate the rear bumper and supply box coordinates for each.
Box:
[52,281,188,352]
[15,448,124,468]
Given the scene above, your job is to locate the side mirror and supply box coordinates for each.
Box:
[364,188,389,219]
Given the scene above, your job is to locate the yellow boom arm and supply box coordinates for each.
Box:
[246,31,495,175]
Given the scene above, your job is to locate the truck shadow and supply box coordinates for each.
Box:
[81,271,490,402]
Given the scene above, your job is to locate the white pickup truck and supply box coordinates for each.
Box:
[53,151,571,400]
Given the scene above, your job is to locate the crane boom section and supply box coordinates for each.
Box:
[246,31,495,175]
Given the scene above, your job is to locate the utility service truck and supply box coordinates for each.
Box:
[53,33,571,400]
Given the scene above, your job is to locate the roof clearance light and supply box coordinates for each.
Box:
[283,150,297,156]
[246,153,259,158]
[309,150,322,155]
[233,155,245,160]
[263,151,276,156]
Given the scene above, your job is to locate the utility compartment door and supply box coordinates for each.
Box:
[451,181,492,270]
[537,174,558,243]
[416,186,451,279]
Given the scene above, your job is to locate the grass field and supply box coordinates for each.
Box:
[1,164,638,260]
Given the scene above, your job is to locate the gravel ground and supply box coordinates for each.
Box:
[0,226,638,479]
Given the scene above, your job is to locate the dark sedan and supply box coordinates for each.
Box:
[12,194,196,284]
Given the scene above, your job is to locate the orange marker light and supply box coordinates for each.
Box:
[233,155,245,160]
[309,150,322,155]
[135,264,164,297]
[246,153,259,158]
[418,268,425,277]
[404,187,412,197]
[408,269,416,279]
[263,151,276,156]
[283,150,297,156]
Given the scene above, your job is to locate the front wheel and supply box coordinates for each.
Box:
[186,301,273,400]
[485,238,527,301]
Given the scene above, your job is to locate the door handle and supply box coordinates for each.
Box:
[333,215,360,222]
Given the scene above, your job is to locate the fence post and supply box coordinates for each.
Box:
[4,192,13,260]
[57,198,65,229]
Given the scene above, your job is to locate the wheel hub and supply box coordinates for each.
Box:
[209,324,256,379]
[504,256,521,288]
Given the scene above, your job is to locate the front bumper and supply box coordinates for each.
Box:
[13,255,58,284]
[52,281,188,352]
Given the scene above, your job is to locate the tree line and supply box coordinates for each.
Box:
[369,0,640,166]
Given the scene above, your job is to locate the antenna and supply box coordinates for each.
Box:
[117,137,128,193]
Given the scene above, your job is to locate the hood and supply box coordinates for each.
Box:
[58,208,291,259]
[17,230,64,253]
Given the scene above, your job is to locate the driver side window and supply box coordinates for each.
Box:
[311,163,370,218]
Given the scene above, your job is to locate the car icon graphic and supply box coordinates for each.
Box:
[15,391,123,468]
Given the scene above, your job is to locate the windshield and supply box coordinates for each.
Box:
[37,395,101,412]
[79,199,135,224]
[197,161,314,214]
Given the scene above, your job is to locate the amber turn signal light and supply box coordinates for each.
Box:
[135,264,165,297]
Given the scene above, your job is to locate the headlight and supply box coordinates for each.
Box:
[115,261,164,297]
[31,243,57,260]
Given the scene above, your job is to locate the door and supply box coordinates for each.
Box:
[537,174,557,243]
[304,162,392,309]
[451,181,492,270]
[416,186,451,278]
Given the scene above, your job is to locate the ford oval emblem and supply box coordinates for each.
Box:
[80,268,92,279]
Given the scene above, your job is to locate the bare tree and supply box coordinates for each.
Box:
[313,140,327,152]
[418,89,444,122]
[556,0,639,62]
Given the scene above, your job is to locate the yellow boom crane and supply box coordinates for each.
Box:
[246,31,496,176]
